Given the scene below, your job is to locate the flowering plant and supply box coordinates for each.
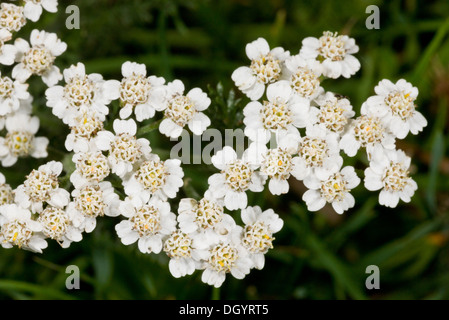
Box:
[0,0,431,293]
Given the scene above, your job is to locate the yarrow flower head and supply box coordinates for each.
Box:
[116,197,177,254]
[122,153,184,203]
[46,62,118,124]
[364,146,417,208]
[0,203,47,253]
[300,31,360,79]
[240,206,283,269]
[302,163,360,214]
[70,148,111,189]
[363,79,427,139]
[0,112,48,167]
[106,61,167,121]
[0,3,26,33]
[208,145,266,211]
[12,29,67,87]
[14,161,70,213]
[0,172,14,205]
[159,79,211,138]
[67,181,120,233]
[232,37,290,101]
[243,80,311,144]
[64,111,104,153]
[37,205,83,248]
[95,118,152,178]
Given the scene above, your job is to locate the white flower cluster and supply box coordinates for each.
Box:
[0,2,427,290]
[230,33,427,212]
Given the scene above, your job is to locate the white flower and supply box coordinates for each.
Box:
[258,131,301,195]
[106,61,167,121]
[0,113,48,167]
[122,153,184,203]
[0,72,30,116]
[115,197,176,254]
[208,145,266,211]
[163,229,209,278]
[94,119,152,178]
[300,31,360,79]
[0,203,47,253]
[0,3,27,33]
[70,148,111,189]
[290,124,342,181]
[0,172,14,205]
[67,181,120,233]
[46,62,118,124]
[200,224,252,288]
[240,206,283,269]
[364,146,417,208]
[159,79,211,138]
[283,54,324,100]
[302,164,360,214]
[0,29,17,66]
[37,205,83,248]
[23,0,58,22]
[339,114,396,158]
[177,194,235,235]
[313,91,355,135]
[14,161,70,213]
[64,111,104,153]
[232,37,290,100]
[12,29,67,87]
[243,80,311,144]
[362,79,427,139]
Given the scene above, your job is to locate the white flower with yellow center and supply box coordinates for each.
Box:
[290,124,342,181]
[208,145,266,211]
[0,172,14,205]
[243,80,311,144]
[364,146,417,208]
[23,0,58,22]
[159,79,211,138]
[200,225,252,288]
[232,37,290,101]
[104,61,167,121]
[258,131,301,195]
[95,119,152,178]
[123,153,184,203]
[0,3,27,32]
[0,72,30,116]
[240,206,283,269]
[37,205,83,248]
[339,112,396,158]
[0,113,48,167]
[12,29,66,87]
[283,54,324,100]
[65,111,104,153]
[0,203,47,253]
[67,181,120,233]
[14,161,70,213]
[363,79,427,139]
[177,194,235,236]
[314,92,355,135]
[163,229,209,278]
[46,62,118,124]
[302,163,360,214]
[115,197,176,254]
[70,148,111,189]
[300,31,360,79]
[0,29,17,66]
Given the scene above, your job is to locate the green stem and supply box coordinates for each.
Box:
[137,119,163,136]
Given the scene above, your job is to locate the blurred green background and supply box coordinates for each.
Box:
[1,0,449,300]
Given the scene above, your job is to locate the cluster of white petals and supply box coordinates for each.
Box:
[0,2,427,290]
